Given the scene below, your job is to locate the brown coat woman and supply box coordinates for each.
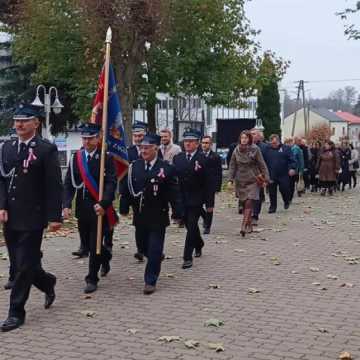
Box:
[316,140,340,195]
[228,131,269,236]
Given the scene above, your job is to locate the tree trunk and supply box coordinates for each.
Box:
[147,101,156,133]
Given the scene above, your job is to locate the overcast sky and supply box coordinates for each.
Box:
[246,0,360,99]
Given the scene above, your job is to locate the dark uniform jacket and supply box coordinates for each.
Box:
[0,135,63,231]
[203,150,222,193]
[120,158,183,229]
[63,149,117,220]
[263,144,297,181]
[127,145,140,163]
[173,150,214,208]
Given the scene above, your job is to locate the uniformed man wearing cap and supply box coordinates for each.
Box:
[173,129,213,269]
[120,134,183,294]
[63,123,117,294]
[0,104,63,332]
[120,121,147,262]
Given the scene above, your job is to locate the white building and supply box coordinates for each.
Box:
[282,107,348,143]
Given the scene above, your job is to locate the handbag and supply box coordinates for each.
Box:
[297,174,305,192]
[353,160,359,169]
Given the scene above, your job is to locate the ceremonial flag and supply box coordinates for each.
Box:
[91,63,129,180]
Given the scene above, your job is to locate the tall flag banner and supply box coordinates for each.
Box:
[91,64,129,179]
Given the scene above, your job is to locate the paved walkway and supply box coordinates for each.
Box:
[1,189,360,360]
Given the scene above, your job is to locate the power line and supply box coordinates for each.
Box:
[293,78,360,84]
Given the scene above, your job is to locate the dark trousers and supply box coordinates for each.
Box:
[253,188,265,220]
[350,171,357,188]
[268,177,290,211]
[200,194,215,230]
[184,206,204,261]
[78,219,90,253]
[104,228,114,251]
[78,217,112,284]
[135,227,145,255]
[200,208,213,230]
[4,227,55,319]
[5,239,16,282]
[136,226,166,286]
[289,174,299,202]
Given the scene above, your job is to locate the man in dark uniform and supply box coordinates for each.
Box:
[263,134,297,214]
[120,134,183,294]
[120,121,147,262]
[199,135,222,234]
[0,104,63,332]
[173,129,213,269]
[3,128,18,290]
[63,123,117,294]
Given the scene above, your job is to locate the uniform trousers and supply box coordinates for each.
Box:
[78,217,112,285]
[183,206,204,261]
[4,227,55,319]
[268,177,291,211]
[135,226,165,286]
[253,188,265,220]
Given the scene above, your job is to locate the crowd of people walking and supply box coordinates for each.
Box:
[0,103,359,332]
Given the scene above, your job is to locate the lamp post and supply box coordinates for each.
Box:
[31,85,64,140]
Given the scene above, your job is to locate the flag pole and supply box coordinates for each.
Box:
[96,27,112,255]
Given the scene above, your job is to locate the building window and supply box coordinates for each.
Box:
[332,127,335,135]
[342,127,346,135]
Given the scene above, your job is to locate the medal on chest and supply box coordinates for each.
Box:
[23,148,37,174]
[150,178,158,196]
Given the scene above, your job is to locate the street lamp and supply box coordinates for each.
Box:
[254,118,264,131]
[31,85,64,140]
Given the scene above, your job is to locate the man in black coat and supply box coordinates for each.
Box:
[120,134,183,294]
[0,105,63,332]
[63,123,117,294]
[200,135,222,234]
[173,129,213,269]
[263,134,297,213]
[119,121,147,262]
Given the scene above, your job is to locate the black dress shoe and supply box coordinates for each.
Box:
[194,249,202,258]
[268,208,276,214]
[1,317,25,332]
[4,280,14,290]
[182,260,193,269]
[134,252,144,262]
[143,284,156,295]
[100,262,110,277]
[84,282,97,294]
[161,254,165,262]
[203,227,210,235]
[284,203,290,210]
[44,278,56,309]
[72,249,89,258]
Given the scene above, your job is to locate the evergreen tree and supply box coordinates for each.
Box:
[256,55,282,140]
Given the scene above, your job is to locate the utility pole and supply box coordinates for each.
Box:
[291,80,309,137]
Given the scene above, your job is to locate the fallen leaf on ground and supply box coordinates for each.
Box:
[126,328,138,335]
[208,342,225,352]
[158,336,181,343]
[208,284,221,289]
[204,318,224,327]
[80,310,96,318]
[340,283,354,288]
[83,295,92,300]
[166,273,176,278]
[309,267,320,272]
[184,340,200,349]
[234,249,246,253]
[318,328,329,333]
[312,282,321,286]
[248,288,261,294]
[339,351,352,360]
[327,274,339,280]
